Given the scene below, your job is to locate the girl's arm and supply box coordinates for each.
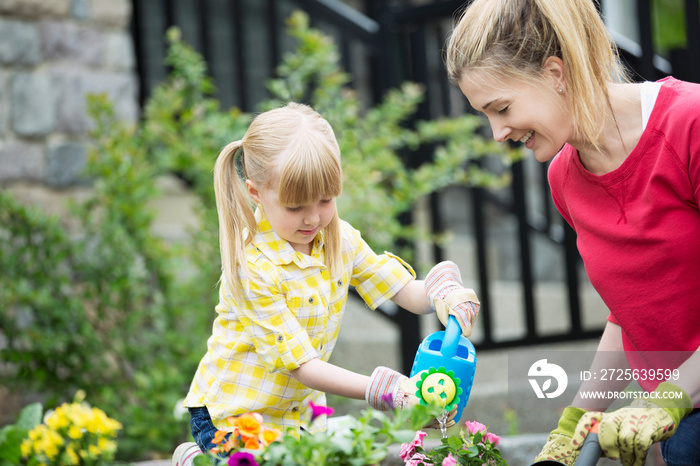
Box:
[390,279,434,315]
[290,358,370,399]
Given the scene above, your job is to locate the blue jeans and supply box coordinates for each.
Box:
[189,407,229,454]
[661,409,700,466]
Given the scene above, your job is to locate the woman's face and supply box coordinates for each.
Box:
[458,66,573,162]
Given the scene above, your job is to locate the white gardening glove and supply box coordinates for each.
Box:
[365,367,457,428]
[424,261,480,337]
[366,366,420,411]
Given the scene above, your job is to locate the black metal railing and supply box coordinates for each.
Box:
[130,0,700,374]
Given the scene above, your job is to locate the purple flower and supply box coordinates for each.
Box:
[227,451,258,466]
[308,400,334,422]
[381,393,395,409]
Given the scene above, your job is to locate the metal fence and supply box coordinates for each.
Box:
[130,0,700,374]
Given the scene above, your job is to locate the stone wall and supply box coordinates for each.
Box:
[0,0,137,189]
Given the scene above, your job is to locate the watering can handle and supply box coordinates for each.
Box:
[442,315,461,358]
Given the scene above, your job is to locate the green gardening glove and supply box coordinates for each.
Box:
[572,382,693,466]
[533,406,587,466]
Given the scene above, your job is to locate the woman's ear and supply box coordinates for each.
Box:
[246,179,262,204]
[544,56,567,93]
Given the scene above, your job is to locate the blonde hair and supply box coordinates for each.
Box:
[445,0,630,148]
[214,102,343,301]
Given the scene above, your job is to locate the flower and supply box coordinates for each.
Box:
[202,402,499,466]
[20,393,122,466]
[227,451,259,466]
[442,453,457,466]
[484,432,501,446]
[401,419,507,466]
[308,401,334,422]
[400,430,427,460]
[463,420,487,435]
[381,392,395,408]
[210,413,282,458]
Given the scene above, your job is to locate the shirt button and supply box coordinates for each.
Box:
[337,280,342,286]
[292,407,298,412]
[276,333,284,342]
[308,297,314,304]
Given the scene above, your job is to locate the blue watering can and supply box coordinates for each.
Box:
[409,315,477,421]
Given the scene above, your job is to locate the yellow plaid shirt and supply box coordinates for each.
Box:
[184,210,415,434]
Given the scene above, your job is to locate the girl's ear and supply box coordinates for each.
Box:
[543,56,567,93]
[246,179,262,204]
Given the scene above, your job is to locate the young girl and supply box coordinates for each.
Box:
[445,1,699,466]
[172,102,480,465]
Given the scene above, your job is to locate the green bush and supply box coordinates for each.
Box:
[0,10,516,460]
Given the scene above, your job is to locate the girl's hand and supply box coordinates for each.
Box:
[424,261,480,336]
[365,367,457,428]
[365,366,420,411]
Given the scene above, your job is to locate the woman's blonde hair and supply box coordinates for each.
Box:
[445,0,630,148]
[213,102,343,301]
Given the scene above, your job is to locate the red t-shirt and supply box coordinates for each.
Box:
[548,77,700,391]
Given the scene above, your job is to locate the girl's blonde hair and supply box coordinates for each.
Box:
[214,102,343,301]
[445,0,630,148]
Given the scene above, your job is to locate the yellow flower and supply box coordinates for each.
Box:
[261,427,282,446]
[65,446,80,465]
[68,425,83,439]
[97,437,117,454]
[20,439,32,457]
[21,395,122,466]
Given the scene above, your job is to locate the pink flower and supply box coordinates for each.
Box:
[464,420,487,436]
[400,431,427,461]
[308,401,334,422]
[442,453,458,466]
[406,453,429,466]
[411,430,428,447]
[400,441,417,461]
[484,432,501,446]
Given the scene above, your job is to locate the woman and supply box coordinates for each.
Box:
[445,1,700,465]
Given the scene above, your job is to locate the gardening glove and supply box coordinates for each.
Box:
[366,366,421,411]
[572,382,693,466]
[424,261,480,337]
[365,367,458,428]
[533,405,587,466]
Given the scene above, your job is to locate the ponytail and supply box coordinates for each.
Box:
[213,140,257,302]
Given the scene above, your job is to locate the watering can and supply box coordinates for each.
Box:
[409,315,477,421]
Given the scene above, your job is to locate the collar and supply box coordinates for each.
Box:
[251,208,325,268]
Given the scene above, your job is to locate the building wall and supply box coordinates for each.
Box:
[0,0,137,189]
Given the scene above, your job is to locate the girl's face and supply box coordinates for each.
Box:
[247,179,336,255]
[458,65,573,162]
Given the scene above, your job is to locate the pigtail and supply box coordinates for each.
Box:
[213,140,257,303]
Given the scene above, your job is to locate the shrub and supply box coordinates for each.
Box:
[0,10,516,460]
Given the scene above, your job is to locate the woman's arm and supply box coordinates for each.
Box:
[572,320,631,411]
[673,347,700,404]
[291,358,370,399]
[390,279,434,315]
